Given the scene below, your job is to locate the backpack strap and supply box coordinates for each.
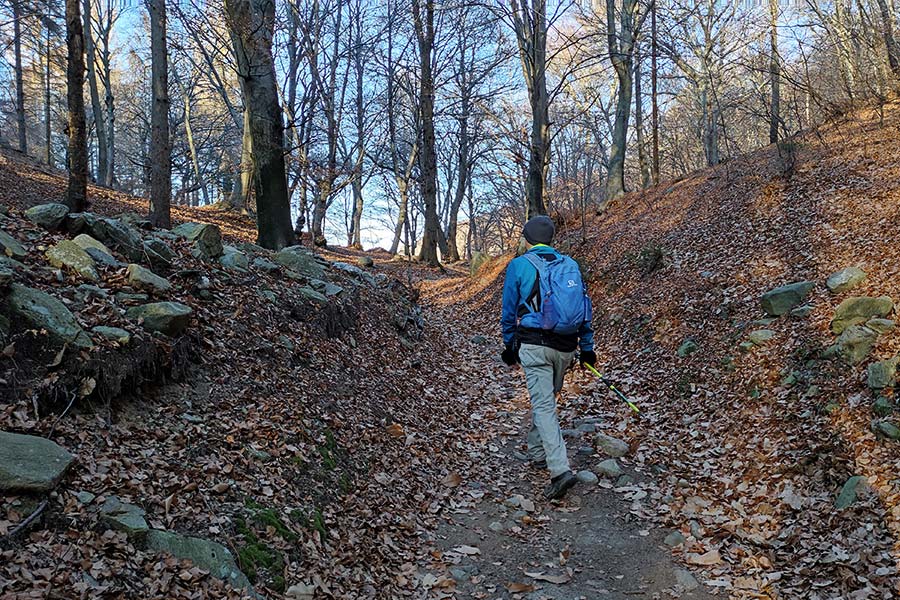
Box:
[520,252,553,316]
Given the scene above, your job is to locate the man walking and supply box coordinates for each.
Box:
[500,215,596,500]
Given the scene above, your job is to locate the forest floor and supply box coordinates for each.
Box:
[4,100,900,599]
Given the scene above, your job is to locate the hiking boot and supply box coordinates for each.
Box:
[544,470,577,500]
[529,458,548,470]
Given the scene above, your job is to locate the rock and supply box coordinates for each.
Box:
[308,278,343,297]
[868,357,898,389]
[866,318,895,334]
[673,568,699,592]
[252,257,280,273]
[84,247,122,268]
[219,249,249,272]
[873,397,895,417]
[258,289,278,303]
[617,474,633,486]
[827,267,867,294]
[470,251,490,275]
[594,434,629,458]
[831,296,894,334]
[126,302,192,336]
[73,233,113,256]
[576,422,597,433]
[561,428,579,439]
[834,325,879,364]
[470,335,488,345]
[738,341,756,353]
[677,339,699,357]
[0,264,12,289]
[332,261,376,285]
[595,458,623,478]
[172,222,224,259]
[874,420,900,440]
[790,304,813,318]
[246,448,273,462]
[664,531,686,547]
[576,470,598,485]
[143,237,177,269]
[0,230,27,259]
[0,431,75,492]
[761,281,815,316]
[115,292,149,304]
[297,286,328,305]
[78,214,144,260]
[45,240,99,281]
[5,283,92,348]
[274,246,325,278]
[92,325,131,344]
[145,529,253,592]
[748,329,776,345]
[100,496,148,539]
[24,202,69,230]
[286,583,316,599]
[357,255,374,268]
[126,264,172,294]
[75,491,95,504]
[836,475,867,509]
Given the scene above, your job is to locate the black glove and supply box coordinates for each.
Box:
[501,342,520,366]
[579,350,597,367]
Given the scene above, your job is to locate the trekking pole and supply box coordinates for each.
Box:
[582,363,640,414]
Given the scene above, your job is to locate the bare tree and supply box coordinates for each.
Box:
[226,0,296,249]
[412,0,440,266]
[65,0,88,210]
[147,0,171,227]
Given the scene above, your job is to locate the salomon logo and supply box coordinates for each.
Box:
[567,280,577,288]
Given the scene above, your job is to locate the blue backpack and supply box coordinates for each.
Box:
[520,252,592,335]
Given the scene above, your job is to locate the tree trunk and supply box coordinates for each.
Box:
[83,0,108,185]
[148,0,171,228]
[650,0,659,184]
[634,42,650,189]
[66,0,88,211]
[769,0,780,144]
[388,180,408,255]
[226,0,296,250]
[413,0,440,266]
[874,0,900,79]
[604,0,638,203]
[231,107,253,209]
[13,0,27,153]
[45,19,53,166]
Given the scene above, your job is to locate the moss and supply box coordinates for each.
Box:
[272,575,286,593]
[237,542,283,583]
[253,508,297,542]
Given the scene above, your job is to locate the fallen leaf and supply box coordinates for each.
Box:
[386,423,405,437]
[441,472,462,487]
[451,545,481,555]
[525,571,572,584]
[78,377,96,398]
[210,483,230,494]
[505,582,535,592]
[688,549,722,566]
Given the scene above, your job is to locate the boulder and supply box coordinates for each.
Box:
[0,231,27,259]
[219,249,249,272]
[594,433,629,457]
[0,431,75,492]
[252,257,280,273]
[115,292,149,304]
[172,222,223,259]
[84,247,122,268]
[357,255,374,268]
[5,283,92,348]
[0,265,12,289]
[297,286,328,305]
[790,304,813,318]
[761,281,815,316]
[866,318,895,334]
[92,325,131,345]
[873,397,895,417]
[332,261,375,285]
[143,237,177,269]
[74,214,144,261]
[677,339,698,357]
[868,357,898,389]
[831,296,894,334]
[833,325,879,365]
[274,246,325,278]
[835,475,867,509]
[308,278,343,297]
[45,240,99,281]
[874,420,900,440]
[24,202,69,230]
[100,496,148,539]
[73,233,113,257]
[126,264,171,294]
[576,470,598,485]
[827,267,867,294]
[595,459,623,478]
[126,302,192,336]
[145,529,253,592]
[748,329,776,345]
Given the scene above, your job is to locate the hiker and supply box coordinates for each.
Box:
[500,215,596,500]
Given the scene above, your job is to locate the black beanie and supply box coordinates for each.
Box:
[522,215,555,245]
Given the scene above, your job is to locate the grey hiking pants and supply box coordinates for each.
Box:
[519,343,575,478]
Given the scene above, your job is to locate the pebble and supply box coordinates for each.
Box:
[577,471,599,485]
[673,568,699,591]
[488,521,505,533]
[595,459,622,478]
[664,531,686,547]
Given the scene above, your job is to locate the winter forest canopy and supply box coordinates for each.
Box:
[1,0,897,262]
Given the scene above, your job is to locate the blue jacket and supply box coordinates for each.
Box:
[501,245,594,352]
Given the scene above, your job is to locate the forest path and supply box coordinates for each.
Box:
[411,264,719,600]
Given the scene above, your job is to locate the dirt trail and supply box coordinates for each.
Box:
[415,267,719,600]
